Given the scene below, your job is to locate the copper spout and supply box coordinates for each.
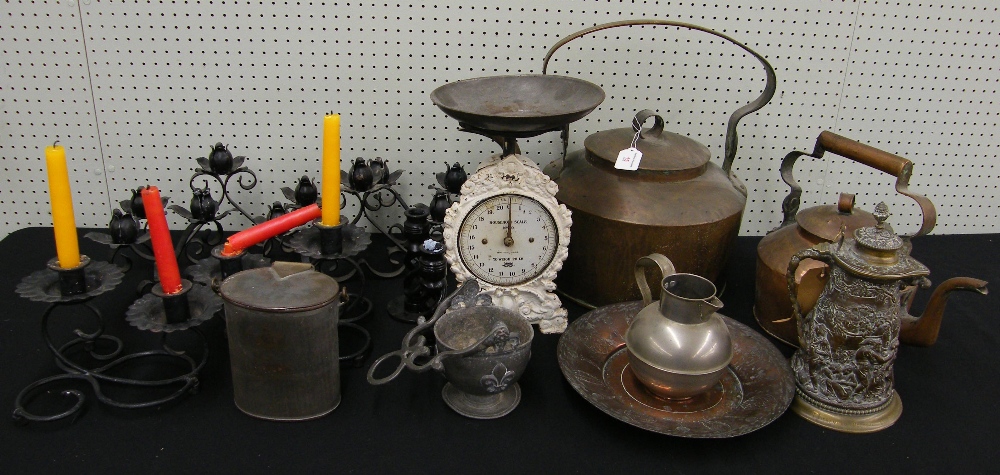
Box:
[900,277,989,347]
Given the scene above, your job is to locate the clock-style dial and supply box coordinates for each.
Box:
[457,194,558,286]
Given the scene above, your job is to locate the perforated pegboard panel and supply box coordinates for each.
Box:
[1,0,108,232]
[2,0,998,240]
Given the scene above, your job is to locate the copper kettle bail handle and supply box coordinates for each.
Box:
[777,131,937,237]
[635,253,677,307]
[541,19,776,174]
[632,110,664,141]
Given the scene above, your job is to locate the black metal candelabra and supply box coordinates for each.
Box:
[284,219,374,366]
[13,256,221,424]
[169,143,260,263]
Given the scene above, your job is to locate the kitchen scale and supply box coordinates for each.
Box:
[430,74,604,333]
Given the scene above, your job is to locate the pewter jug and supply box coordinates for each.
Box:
[787,203,987,432]
[625,254,731,399]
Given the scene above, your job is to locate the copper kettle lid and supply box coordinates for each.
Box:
[584,110,710,174]
[796,193,876,241]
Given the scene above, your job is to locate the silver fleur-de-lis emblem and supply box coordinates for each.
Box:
[481,363,516,393]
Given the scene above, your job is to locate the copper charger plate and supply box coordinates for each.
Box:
[557,301,794,438]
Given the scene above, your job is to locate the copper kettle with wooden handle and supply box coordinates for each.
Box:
[755,131,987,347]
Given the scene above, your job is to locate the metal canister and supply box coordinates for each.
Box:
[220,261,340,421]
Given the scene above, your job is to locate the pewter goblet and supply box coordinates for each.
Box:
[368,281,533,419]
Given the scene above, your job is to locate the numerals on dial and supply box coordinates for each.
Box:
[458,194,558,286]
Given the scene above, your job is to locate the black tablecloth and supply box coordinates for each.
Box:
[1,227,997,474]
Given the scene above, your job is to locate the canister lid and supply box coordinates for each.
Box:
[584,111,710,174]
[220,261,339,312]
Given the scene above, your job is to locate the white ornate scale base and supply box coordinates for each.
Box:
[443,154,572,334]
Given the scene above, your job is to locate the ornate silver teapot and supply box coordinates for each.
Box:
[787,202,987,432]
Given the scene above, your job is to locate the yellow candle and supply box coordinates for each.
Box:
[45,144,81,268]
[321,113,341,226]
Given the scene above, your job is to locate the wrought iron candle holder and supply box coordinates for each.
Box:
[185,246,272,291]
[286,219,374,363]
[287,219,372,315]
[166,143,259,263]
[426,162,468,226]
[13,256,220,424]
[85,195,158,273]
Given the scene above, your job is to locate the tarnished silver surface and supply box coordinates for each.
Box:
[367,281,533,419]
[791,264,902,410]
[220,262,341,421]
[626,254,732,399]
[558,300,794,438]
[787,203,988,432]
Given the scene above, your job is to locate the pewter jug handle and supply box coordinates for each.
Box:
[542,19,776,175]
[787,247,831,346]
[777,131,936,238]
[635,253,677,307]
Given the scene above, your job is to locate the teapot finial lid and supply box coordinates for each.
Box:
[873,202,890,226]
[854,202,903,252]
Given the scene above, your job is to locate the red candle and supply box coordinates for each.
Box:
[222,203,322,256]
[141,186,183,294]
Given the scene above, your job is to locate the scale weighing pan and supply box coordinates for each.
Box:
[430,75,605,134]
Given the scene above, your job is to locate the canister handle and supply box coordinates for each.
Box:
[542,19,777,174]
[777,131,936,238]
[634,253,677,307]
[787,247,832,348]
[632,110,665,141]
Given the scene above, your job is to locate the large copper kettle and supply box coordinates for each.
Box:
[541,20,776,308]
[756,131,988,346]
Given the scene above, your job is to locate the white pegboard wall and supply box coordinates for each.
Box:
[1,0,108,232]
[1,0,998,240]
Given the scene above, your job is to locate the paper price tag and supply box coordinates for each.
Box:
[614,147,643,170]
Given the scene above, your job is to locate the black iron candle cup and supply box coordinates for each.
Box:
[212,245,245,280]
[47,255,91,296]
[316,219,345,256]
[151,280,194,324]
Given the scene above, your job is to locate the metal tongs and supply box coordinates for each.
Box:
[367,281,515,385]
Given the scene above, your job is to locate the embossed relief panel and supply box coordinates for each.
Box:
[1,0,108,233]
[1,0,997,238]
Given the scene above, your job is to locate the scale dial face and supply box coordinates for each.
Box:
[457,194,558,286]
